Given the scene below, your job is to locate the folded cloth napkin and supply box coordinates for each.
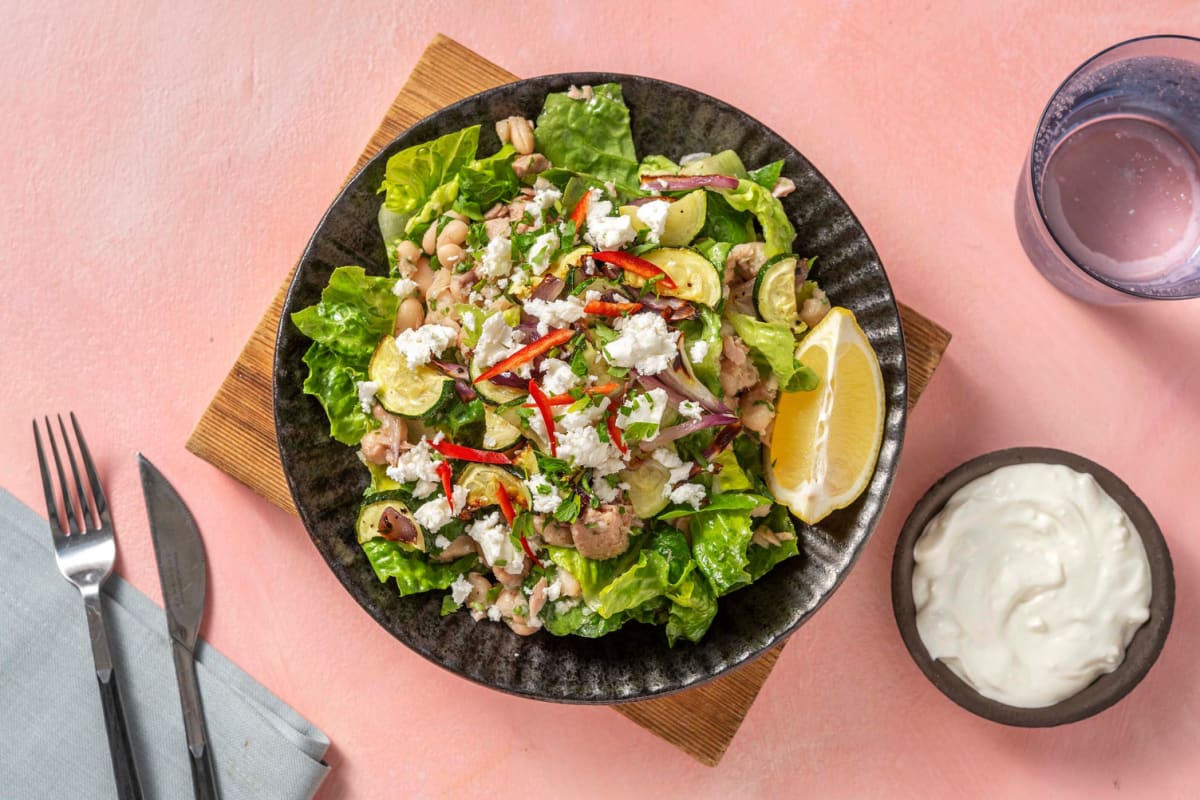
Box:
[0,487,330,799]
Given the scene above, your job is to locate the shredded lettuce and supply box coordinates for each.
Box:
[361,539,476,596]
[720,178,796,257]
[728,313,819,393]
[291,266,399,444]
[534,83,639,187]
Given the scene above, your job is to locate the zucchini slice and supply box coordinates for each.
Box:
[629,247,723,307]
[357,493,425,550]
[458,464,531,510]
[469,355,528,405]
[754,255,800,328]
[369,337,454,418]
[620,458,672,518]
[482,408,523,451]
[679,149,747,177]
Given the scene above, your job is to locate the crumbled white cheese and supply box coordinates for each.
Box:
[591,473,629,504]
[541,357,579,396]
[583,191,636,251]
[468,511,524,574]
[602,312,680,375]
[678,152,711,165]
[546,578,563,602]
[558,425,625,474]
[393,324,458,367]
[509,267,530,293]
[528,230,560,275]
[355,380,380,413]
[392,278,419,298]
[523,296,586,336]
[669,483,707,509]
[473,313,520,369]
[413,486,468,532]
[678,399,703,421]
[462,313,477,333]
[497,277,509,289]
[479,235,513,278]
[385,437,442,498]
[617,388,668,432]
[487,605,502,622]
[525,474,564,514]
[554,598,579,615]
[434,534,451,549]
[635,200,672,244]
[652,447,695,494]
[689,339,710,363]
[528,179,562,227]
[450,574,473,605]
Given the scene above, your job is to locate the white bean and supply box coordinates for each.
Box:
[421,223,439,255]
[437,242,465,267]
[436,219,469,248]
[394,297,425,333]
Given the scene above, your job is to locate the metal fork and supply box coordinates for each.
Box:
[34,413,144,800]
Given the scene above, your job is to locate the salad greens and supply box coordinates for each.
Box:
[292,82,831,644]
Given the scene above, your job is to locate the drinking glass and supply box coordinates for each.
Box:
[1016,35,1200,303]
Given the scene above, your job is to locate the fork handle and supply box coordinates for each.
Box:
[95,669,145,800]
[84,591,144,800]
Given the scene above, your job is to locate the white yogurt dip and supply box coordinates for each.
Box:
[912,463,1151,708]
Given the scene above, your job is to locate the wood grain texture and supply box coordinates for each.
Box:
[185,33,951,768]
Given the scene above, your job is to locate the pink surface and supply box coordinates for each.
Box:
[3,2,1199,797]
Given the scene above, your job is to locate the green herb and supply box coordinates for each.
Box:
[554,494,582,523]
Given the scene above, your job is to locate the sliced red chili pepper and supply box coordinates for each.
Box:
[495,483,516,525]
[591,251,677,290]
[606,410,627,455]
[474,328,575,384]
[521,382,621,408]
[527,380,557,457]
[584,300,644,317]
[435,460,455,511]
[430,440,512,465]
[519,535,544,568]
[569,191,591,227]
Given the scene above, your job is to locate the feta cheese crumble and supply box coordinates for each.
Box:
[583,191,637,251]
[540,357,580,396]
[450,574,473,605]
[525,473,564,514]
[617,388,668,432]
[689,339,710,363]
[669,483,706,509]
[391,277,419,298]
[678,399,703,421]
[528,179,563,227]
[528,230,560,275]
[413,485,469,532]
[478,234,513,278]
[473,313,522,369]
[652,447,695,492]
[385,437,442,498]
[393,323,458,367]
[355,380,380,413]
[487,605,503,622]
[635,200,672,244]
[434,534,452,549]
[523,296,586,336]
[602,312,680,375]
[468,511,524,574]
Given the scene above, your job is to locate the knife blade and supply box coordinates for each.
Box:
[138,453,221,800]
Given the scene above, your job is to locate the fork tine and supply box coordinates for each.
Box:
[70,412,109,526]
[57,413,94,531]
[43,416,81,535]
[32,420,68,540]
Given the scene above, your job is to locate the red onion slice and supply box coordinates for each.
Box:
[639,414,739,451]
[431,358,469,381]
[639,174,739,191]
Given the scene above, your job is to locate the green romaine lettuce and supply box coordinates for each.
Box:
[455,144,520,218]
[361,539,476,596]
[534,83,639,187]
[665,569,718,645]
[593,548,670,619]
[659,492,768,519]
[378,125,480,221]
[639,153,679,175]
[404,177,460,237]
[291,266,399,445]
[720,179,796,257]
[679,305,724,397]
[746,159,785,190]
[728,313,819,393]
[690,508,756,596]
[546,544,642,606]
[698,192,755,244]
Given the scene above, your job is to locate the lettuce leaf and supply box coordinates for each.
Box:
[639,153,679,175]
[746,159,785,190]
[292,266,399,445]
[698,192,755,244]
[690,508,756,596]
[593,548,670,619]
[546,544,642,606]
[666,569,718,645]
[747,536,799,581]
[534,83,639,187]
[728,313,819,393]
[404,177,461,237]
[542,601,636,637]
[361,539,477,596]
[659,492,768,519]
[455,144,519,219]
[378,126,479,222]
[720,179,795,257]
[679,305,724,397]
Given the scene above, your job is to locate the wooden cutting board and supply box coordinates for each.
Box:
[187,34,951,767]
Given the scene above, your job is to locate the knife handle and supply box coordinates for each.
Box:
[171,640,221,799]
[95,669,145,800]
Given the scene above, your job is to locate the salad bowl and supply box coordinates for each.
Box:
[273,73,907,702]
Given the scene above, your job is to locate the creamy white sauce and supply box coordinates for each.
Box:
[912,463,1151,708]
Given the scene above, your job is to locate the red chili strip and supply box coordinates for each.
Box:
[584,300,644,317]
[606,410,627,455]
[527,380,557,456]
[473,328,575,385]
[435,460,455,511]
[521,382,620,408]
[569,191,591,226]
[430,440,512,465]
[519,535,544,568]
[495,483,516,525]
[590,251,677,290]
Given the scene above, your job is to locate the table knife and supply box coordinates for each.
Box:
[138,454,221,800]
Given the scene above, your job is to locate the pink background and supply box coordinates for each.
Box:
[3,2,1198,797]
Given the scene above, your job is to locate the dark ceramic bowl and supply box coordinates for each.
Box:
[892,447,1174,725]
[274,73,908,703]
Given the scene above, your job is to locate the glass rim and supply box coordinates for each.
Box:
[1027,33,1200,300]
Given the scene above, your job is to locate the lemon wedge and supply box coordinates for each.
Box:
[767,306,885,524]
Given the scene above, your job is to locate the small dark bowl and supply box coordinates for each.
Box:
[892,447,1174,726]
[275,73,909,703]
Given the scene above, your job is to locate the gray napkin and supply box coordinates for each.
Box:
[0,487,330,799]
